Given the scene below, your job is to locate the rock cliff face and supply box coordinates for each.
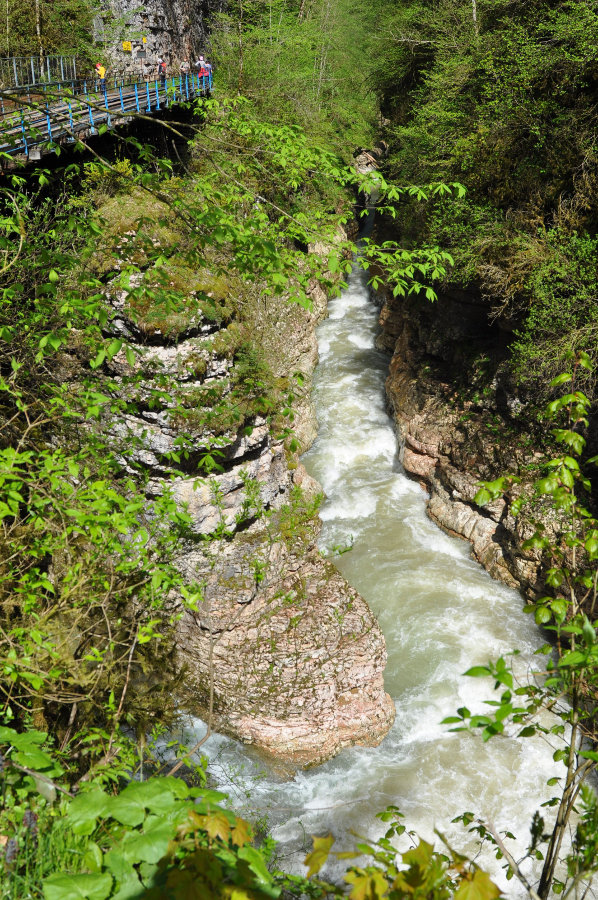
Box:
[375,282,546,601]
[102,0,225,74]
[101,223,394,768]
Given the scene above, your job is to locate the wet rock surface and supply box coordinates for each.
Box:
[376,283,546,600]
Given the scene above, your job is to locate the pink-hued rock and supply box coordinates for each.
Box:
[175,533,394,766]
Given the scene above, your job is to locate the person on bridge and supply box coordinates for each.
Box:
[95,63,106,92]
[157,59,167,86]
[180,58,190,76]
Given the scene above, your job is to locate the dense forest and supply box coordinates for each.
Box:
[1,1,598,899]
[373,0,598,406]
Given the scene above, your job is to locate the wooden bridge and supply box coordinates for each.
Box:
[0,71,212,166]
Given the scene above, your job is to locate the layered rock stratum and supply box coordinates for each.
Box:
[375,282,546,601]
[100,222,394,767]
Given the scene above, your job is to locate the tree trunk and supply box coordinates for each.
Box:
[35,0,43,68]
[472,0,479,35]
[237,0,244,93]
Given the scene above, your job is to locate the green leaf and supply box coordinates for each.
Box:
[83,842,103,874]
[107,339,123,360]
[13,747,55,770]
[518,726,536,737]
[90,349,106,370]
[110,872,144,900]
[549,373,572,387]
[43,873,113,900]
[402,838,434,869]
[345,868,388,900]
[579,750,598,762]
[558,650,586,667]
[104,848,134,881]
[582,615,596,647]
[239,844,276,884]
[121,819,175,864]
[454,870,501,900]
[550,599,568,622]
[65,788,109,835]
[474,488,491,507]
[304,833,335,878]
[463,666,491,678]
[535,606,552,625]
[107,793,146,827]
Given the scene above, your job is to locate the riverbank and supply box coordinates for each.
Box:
[373,276,553,602]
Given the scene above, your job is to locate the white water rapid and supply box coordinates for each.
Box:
[176,260,561,892]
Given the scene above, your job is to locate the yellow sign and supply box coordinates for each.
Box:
[142,36,147,44]
[122,40,132,52]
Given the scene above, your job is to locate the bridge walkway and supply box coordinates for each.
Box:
[0,72,212,164]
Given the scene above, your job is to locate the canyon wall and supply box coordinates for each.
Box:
[374,280,547,602]
[101,0,225,75]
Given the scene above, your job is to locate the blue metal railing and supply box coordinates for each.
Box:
[0,55,77,88]
[0,71,213,158]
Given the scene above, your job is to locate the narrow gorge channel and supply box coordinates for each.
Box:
[181,258,561,891]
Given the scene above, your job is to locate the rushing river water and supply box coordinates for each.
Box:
[179,259,561,891]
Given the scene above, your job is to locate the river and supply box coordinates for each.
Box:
[178,259,560,892]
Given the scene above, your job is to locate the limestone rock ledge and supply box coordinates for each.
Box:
[98,231,394,768]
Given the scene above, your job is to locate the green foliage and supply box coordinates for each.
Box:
[82,159,136,199]
[511,231,598,391]
[0,726,315,900]
[372,0,598,404]
[465,354,598,897]
[0,723,506,900]
[0,86,467,895]
[302,810,501,900]
[210,0,387,151]
[1,0,97,61]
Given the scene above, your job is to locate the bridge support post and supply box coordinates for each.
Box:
[104,89,111,127]
[19,111,27,154]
